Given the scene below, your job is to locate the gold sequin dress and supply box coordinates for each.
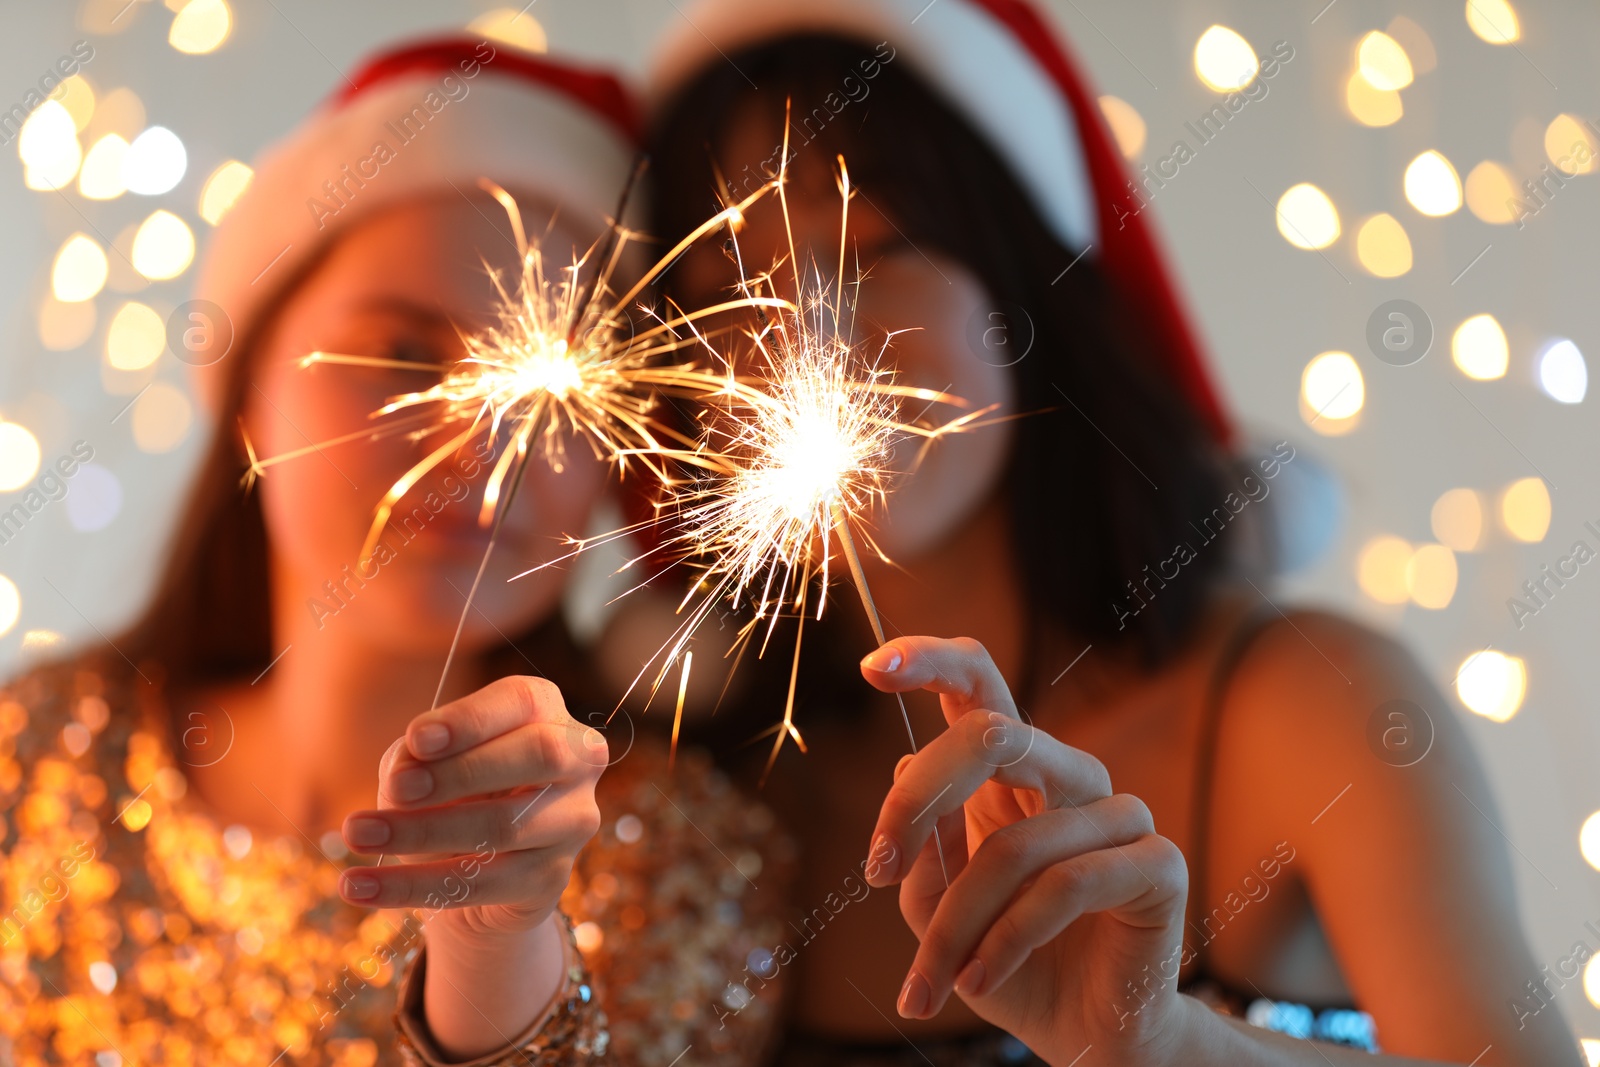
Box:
[0,659,793,1066]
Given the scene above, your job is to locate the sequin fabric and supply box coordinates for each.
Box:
[0,659,794,1066]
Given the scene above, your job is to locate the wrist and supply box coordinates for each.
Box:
[421,912,568,1061]
[1140,994,1226,1067]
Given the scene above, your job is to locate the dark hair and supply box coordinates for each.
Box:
[650,34,1240,685]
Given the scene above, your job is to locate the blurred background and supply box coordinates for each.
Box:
[0,0,1596,1050]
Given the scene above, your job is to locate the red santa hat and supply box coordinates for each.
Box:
[650,0,1232,445]
[191,38,640,410]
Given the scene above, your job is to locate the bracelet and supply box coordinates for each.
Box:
[394,912,611,1066]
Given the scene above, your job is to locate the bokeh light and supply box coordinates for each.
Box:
[1357,31,1413,91]
[1464,161,1520,224]
[1432,488,1484,552]
[0,424,42,491]
[1355,213,1412,277]
[1500,477,1551,542]
[169,0,231,54]
[1455,650,1526,722]
[1404,150,1463,217]
[51,234,109,303]
[199,160,253,224]
[1194,25,1258,92]
[1537,339,1587,404]
[1301,351,1364,431]
[1357,535,1412,605]
[1385,16,1438,76]
[123,126,187,195]
[52,75,96,131]
[18,100,82,191]
[78,133,130,200]
[65,465,123,532]
[1466,0,1521,45]
[38,296,98,352]
[1405,544,1458,609]
[1098,95,1146,159]
[1580,810,1600,872]
[467,9,549,53]
[106,301,167,371]
[90,87,146,141]
[1452,313,1509,380]
[1276,183,1341,250]
[1345,72,1402,127]
[1581,1037,1599,1067]
[0,576,19,639]
[131,382,193,453]
[131,210,196,280]
[1544,114,1599,177]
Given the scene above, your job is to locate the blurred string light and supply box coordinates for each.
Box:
[1587,957,1600,1011]
[1404,150,1462,216]
[1581,1038,1600,1067]
[52,75,96,131]
[20,630,61,654]
[0,423,42,491]
[52,234,108,303]
[1537,339,1587,404]
[1544,114,1599,177]
[1581,810,1600,872]
[38,297,98,352]
[1405,544,1458,609]
[1455,649,1526,721]
[1465,0,1520,45]
[1356,31,1413,91]
[123,127,186,195]
[1193,25,1258,92]
[1355,213,1411,277]
[199,160,253,224]
[0,576,19,639]
[1097,95,1145,159]
[1432,488,1484,551]
[1385,16,1438,75]
[65,465,123,532]
[19,100,81,191]
[108,223,150,294]
[1452,313,1509,380]
[1345,72,1402,127]
[106,302,166,371]
[1357,535,1412,604]
[88,87,145,142]
[131,383,192,453]
[169,0,232,55]
[1500,477,1551,542]
[1300,351,1363,434]
[79,133,130,199]
[1464,161,1519,224]
[1276,183,1340,249]
[131,210,195,280]
[466,8,548,53]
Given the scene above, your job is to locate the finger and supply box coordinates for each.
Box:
[859,636,1017,721]
[867,712,1112,886]
[381,720,604,810]
[957,834,1187,1008]
[403,675,584,762]
[343,786,599,857]
[907,795,1156,1016]
[897,805,969,937]
[337,844,576,911]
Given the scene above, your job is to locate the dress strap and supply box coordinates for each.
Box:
[1183,602,1280,973]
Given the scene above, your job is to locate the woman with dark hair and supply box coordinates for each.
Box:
[631,1,1584,1064]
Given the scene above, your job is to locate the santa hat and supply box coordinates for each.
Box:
[191,38,641,410]
[650,0,1232,445]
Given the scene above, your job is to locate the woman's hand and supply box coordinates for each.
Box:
[338,675,607,1056]
[860,636,1195,1067]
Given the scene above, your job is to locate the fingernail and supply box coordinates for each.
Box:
[583,727,607,749]
[342,872,379,900]
[897,971,930,1018]
[955,957,986,998]
[862,646,902,673]
[393,767,434,803]
[344,817,389,848]
[412,722,450,757]
[892,754,913,781]
[865,833,900,885]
